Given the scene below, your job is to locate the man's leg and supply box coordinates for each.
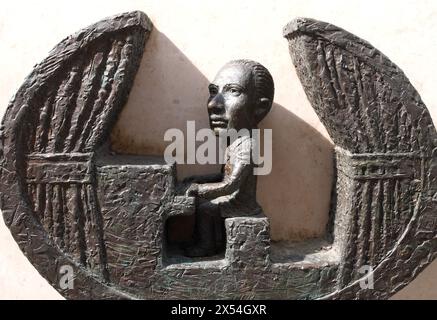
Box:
[185,200,220,257]
[213,215,225,252]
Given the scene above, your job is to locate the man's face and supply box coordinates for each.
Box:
[207,64,257,135]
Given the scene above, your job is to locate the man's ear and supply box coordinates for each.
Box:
[254,98,272,123]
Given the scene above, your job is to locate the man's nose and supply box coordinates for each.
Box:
[208,93,224,111]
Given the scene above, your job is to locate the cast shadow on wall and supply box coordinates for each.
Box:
[110,28,334,244]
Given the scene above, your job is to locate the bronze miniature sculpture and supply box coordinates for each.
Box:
[181,59,274,257]
[0,11,436,299]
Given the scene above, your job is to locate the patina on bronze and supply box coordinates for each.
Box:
[0,11,435,299]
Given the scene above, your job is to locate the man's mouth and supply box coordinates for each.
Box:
[210,115,228,127]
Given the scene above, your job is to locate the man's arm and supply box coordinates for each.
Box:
[196,162,251,200]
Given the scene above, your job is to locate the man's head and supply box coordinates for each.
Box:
[207,59,274,135]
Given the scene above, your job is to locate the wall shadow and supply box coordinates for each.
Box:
[258,103,334,241]
[110,27,334,242]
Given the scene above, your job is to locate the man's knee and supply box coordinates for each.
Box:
[198,200,220,217]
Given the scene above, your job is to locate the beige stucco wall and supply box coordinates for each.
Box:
[0,0,436,299]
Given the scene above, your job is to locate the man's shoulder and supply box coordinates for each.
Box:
[228,135,253,164]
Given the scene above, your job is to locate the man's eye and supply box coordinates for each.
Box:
[209,89,217,95]
[230,88,241,95]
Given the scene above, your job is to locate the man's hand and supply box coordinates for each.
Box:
[185,183,199,197]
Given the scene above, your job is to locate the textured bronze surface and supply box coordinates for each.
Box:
[0,12,435,299]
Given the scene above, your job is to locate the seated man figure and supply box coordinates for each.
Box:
[183,59,274,257]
